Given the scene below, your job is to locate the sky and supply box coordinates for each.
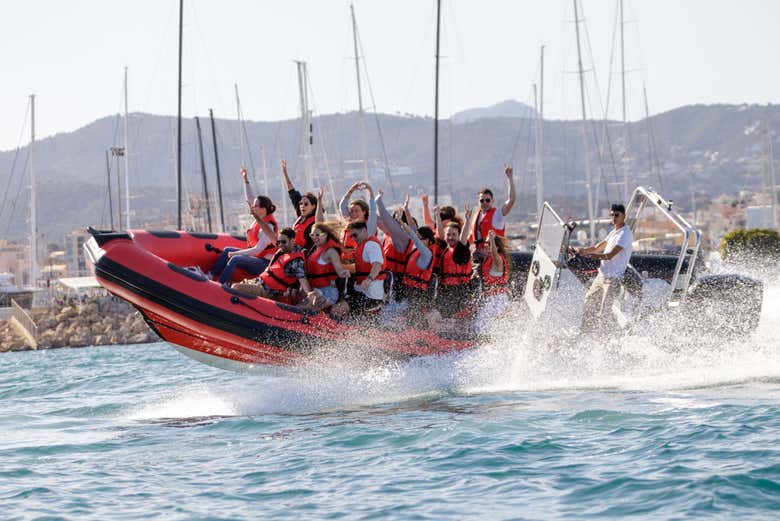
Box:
[1,0,778,151]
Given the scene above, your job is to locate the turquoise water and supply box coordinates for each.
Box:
[2,284,779,520]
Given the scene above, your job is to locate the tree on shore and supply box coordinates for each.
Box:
[719,228,780,264]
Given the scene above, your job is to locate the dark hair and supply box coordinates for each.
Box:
[346,220,367,232]
[611,204,626,214]
[392,207,418,227]
[417,226,435,243]
[279,227,296,241]
[349,199,369,220]
[439,205,456,221]
[478,188,494,199]
[300,192,318,215]
[255,195,276,214]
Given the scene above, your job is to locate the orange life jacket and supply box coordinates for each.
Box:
[305,239,340,288]
[382,236,413,274]
[440,245,472,286]
[353,237,387,283]
[480,254,509,297]
[402,249,433,290]
[259,249,304,291]
[473,207,505,244]
[293,214,316,249]
[340,227,358,264]
[247,214,278,258]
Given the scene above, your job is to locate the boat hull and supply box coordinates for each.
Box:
[84,229,475,370]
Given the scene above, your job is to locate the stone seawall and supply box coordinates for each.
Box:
[0,297,156,353]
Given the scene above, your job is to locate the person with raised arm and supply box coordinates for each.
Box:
[210,167,278,284]
[473,164,516,245]
[396,219,437,318]
[281,159,323,250]
[375,191,415,296]
[339,181,377,265]
[434,202,474,319]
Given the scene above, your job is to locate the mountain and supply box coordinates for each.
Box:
[0,103,777,244]
[451,99,536,123]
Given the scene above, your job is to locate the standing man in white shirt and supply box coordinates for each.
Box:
[573,204,634,334]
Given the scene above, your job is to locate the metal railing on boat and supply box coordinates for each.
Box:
[10,298,38,350]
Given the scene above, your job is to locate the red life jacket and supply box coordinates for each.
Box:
[440,245,472,286]
[247,214,278,258]
[480,254,509,297]
[293,214,316,249]
[259,249,304,291]
[341,227,358,264]
[431,242,444,274]
[305,239,340,288]
[353,237,387,283]
[382,236,413,274]
[402,249,433,290]
[473,207,505,244]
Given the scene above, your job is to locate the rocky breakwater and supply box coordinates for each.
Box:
[0,297,157,353]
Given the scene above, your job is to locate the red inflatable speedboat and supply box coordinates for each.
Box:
[84,228,475,371]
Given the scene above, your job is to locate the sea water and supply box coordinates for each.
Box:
[1,275,779,520]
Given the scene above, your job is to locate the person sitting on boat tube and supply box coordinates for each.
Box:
[210,167,278,284]
[303,223,350,312]
[428,203,475,325]
[281,159,324,250]
[473,230,511,336]
[472,164,516,246]
[422,196,461,275]
[344,220,385,314]
[232,227,312,303]
[397,220,437,324]
[571,203,634,334]
[375,191,415,299]
[339,181,378,266]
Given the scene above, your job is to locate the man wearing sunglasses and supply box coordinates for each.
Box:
[572,204,634,334]
[472,163,516,245]
[234,228,312,302]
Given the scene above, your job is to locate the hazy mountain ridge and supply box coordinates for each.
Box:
[0,102,777,243]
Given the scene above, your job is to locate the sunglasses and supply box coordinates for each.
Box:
[310,232,324,238]
[348,232,359,239]
[480,198,492,203]
[277,239,289,245]
[610,213,622,217]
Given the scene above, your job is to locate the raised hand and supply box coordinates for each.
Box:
[240,167,248,183]
[317,187,324,200]
[403,194,410,209]
[281,159,288,175]
[504,163,513,177]
[421,194,429,206]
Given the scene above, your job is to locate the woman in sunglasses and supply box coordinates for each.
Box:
[281,159,324,250]
[210,167,278,284]
[303,223,350,311]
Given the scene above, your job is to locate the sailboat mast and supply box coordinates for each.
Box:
[573,0,596,239]
[124,66,131,229]
[105,150,114,229]
[351,4,369,179]
[176,0,183,229]
[209,109,225,231]
[766,107,778,229]
[433,0,442,204]
[235,84,247,168]
[195,116,213,233]
[534,45,545,218]
[29,94,38,288]
[295,61,315,190]
[619,0,629,201]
